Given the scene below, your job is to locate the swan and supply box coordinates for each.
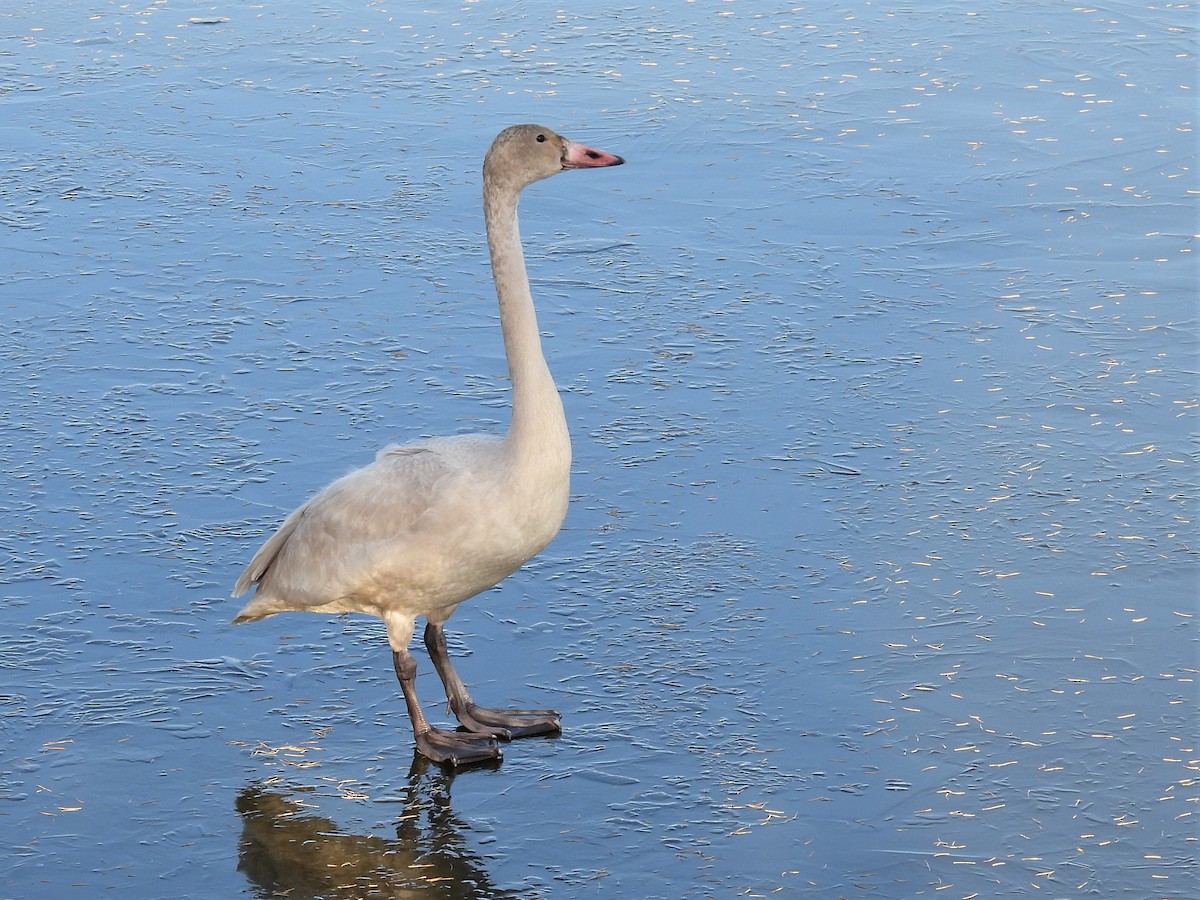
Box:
[232,124,625,766]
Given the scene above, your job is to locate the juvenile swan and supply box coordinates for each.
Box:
[232,125,624,766]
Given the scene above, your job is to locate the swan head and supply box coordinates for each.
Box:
[484,124,624,190]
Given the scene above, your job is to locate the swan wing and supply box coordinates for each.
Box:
[232,440,478,612]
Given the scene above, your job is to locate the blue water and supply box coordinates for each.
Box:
[2,1,1195,897]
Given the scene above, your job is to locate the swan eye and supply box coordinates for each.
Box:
[536,134,546,143]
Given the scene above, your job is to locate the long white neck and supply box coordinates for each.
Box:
[483,181,570,460]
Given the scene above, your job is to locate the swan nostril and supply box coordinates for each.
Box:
[585,150,600,159]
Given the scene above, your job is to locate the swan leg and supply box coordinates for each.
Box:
[392,649,501,767]
[424,621,562,740]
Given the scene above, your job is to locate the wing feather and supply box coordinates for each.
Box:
[231,441,471,617]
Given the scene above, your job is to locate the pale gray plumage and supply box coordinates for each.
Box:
[231,124,625,766]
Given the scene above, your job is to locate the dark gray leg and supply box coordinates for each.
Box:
[423,622,562,740]
[392,648,501,767]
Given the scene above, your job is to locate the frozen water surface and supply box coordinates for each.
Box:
[1,0,1196,897]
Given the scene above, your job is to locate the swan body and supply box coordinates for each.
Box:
[233,434,563,624]
[232,125,624,765]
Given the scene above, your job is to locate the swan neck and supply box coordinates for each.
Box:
[483,183,568,453]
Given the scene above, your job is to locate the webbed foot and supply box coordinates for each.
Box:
[415,727,502,767]
[454,702,562,741]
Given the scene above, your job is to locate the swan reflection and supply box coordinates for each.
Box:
[236,756,521,899]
